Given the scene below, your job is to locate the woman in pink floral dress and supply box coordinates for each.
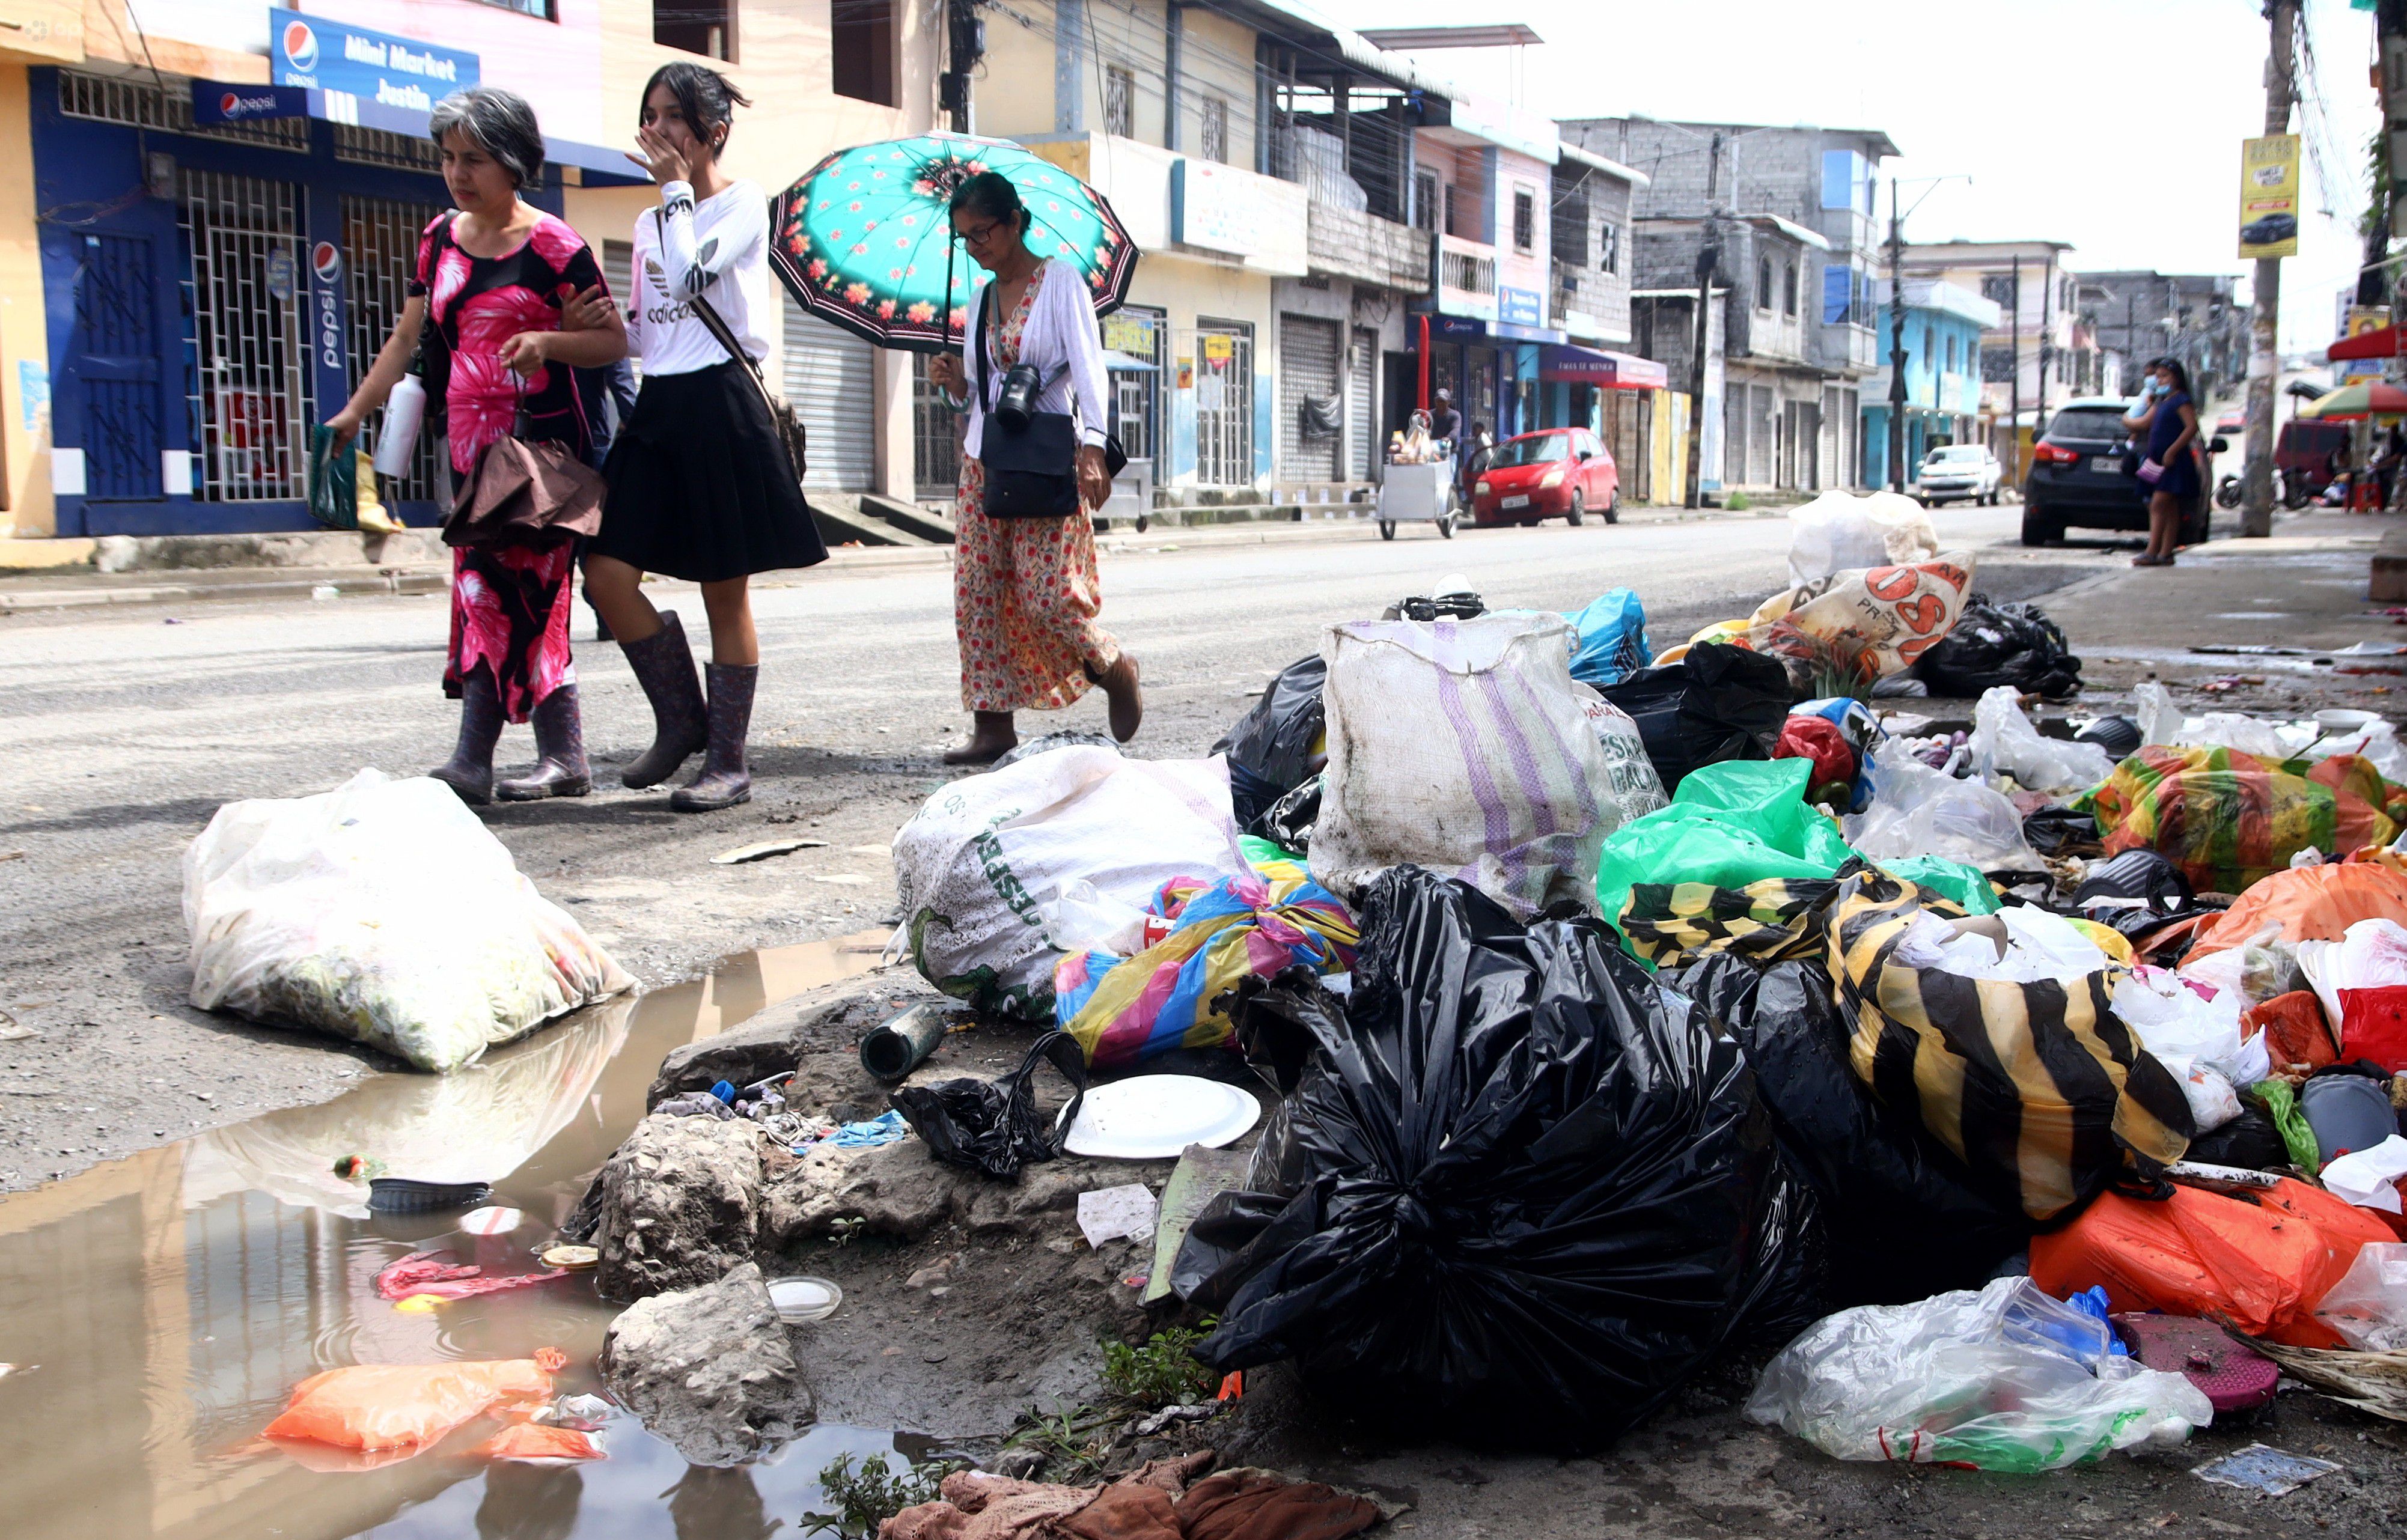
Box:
[328,87,626,803]
[925,171,1142,765]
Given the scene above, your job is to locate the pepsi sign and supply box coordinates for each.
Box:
[189,81,308,127]
[269,9,478,115]
[312,241,345,370]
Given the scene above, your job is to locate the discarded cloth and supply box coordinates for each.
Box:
[1828,866,2194,1222]
[879,1452,1382,1540]
[373,1250,567,1304]
[822,1109,912,1149]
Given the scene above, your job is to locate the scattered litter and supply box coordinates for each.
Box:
[2320,1134,2407,1213]
[457,1205,524,1235]
[374,1249,563,1304]
[311,585,340,601]
[1076,1183,1159,1249]
[468,1422,605,1462]
[540,1244,598,1271]
[709,838,829,865]
[764,1275,843,1324]
[1063,1076,1258,1160]
[1129,1402,1219,1437]
[2116,1313,2278,1413]
[263,1350,566,1452]
[367,1178,492,1213]
[894,1031,1086,1178]
[2313,1242,2407,1351]
[820,1108,911,1149]
[1147,1144,1252,1305]
[0,1026,36,1042]
[2191,1443,2342,1497]
[858,1001,956,1080]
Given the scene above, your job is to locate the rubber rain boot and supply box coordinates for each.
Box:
[671,663,758,812]
[430,671,504,806]
[496,683,593,800]
[617,612,707,789]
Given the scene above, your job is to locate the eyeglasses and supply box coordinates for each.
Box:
[957,219,1005,248]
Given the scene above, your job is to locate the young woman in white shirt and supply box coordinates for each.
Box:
[581,63,826,812]
[925,171,1141,765]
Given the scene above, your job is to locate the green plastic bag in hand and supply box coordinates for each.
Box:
[307,424,359,531]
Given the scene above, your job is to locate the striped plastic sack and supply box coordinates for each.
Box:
[1828,866,2194,1223]
[1055,863,1357,1068]
[2073,747,2407,894]
[1312,613,1626,919]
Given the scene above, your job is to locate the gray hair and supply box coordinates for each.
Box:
[429,86,545,189]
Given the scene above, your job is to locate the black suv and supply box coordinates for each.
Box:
[2020,397,2223,546]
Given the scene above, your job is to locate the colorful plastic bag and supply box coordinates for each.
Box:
[263,1351,564,1450]
[1829,866,2194,1222]
[2244,991,2340,1077]
[1740,552,1976,687]
[1745,1276,2210,1475]
[1055,860,1358,1068]
[2028,1179,2394,1348]
[2073,748,2407,894]
[1562,587,1653,687]
[1596,759,1854,954]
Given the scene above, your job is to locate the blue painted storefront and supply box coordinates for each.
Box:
[31,67,563,537]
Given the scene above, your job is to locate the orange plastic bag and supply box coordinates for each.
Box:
[469,1422,604,1461]
[263,1350,564,1451]
[2186,862,2407,963]
[2243,990,2339,1077]
[2030,1179,2393,1348]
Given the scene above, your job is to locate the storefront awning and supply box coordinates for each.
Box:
[1540,344,1667,390]
[2328,324,2400,361]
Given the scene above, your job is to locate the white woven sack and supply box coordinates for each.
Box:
[183,768,631,1073]
[1311,613,1626,918]
[891,746,1246,1018]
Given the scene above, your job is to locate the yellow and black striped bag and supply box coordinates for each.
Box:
[1828,867,2192,1223]
[1619,877,1834,970]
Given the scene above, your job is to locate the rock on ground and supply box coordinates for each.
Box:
[600,1261,816,1466]
[594,1112,783,1300]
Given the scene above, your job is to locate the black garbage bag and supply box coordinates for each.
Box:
[1667,952,2031,1306]
[1190,867,1823,1453]
[2073,848,2199,942]
[1216,654,1326,828]
[2185,1104,2289,1170]
[891,1031,1085,1179]
[2024,803,2105,859]
[1912,595,2083,699]
[1247,774,1321,854]
[1597,641,1792,793]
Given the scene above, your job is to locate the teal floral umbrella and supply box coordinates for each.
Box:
[770,133,1139,352]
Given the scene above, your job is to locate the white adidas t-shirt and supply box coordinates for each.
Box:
[627,178,771,377]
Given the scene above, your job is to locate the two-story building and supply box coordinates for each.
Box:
[1861,278,2000,486]
[3,0,942,544]
[1560,116,1894,496]
[1901,238,2080,469]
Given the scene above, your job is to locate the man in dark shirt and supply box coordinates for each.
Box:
[1428,388,1463,446]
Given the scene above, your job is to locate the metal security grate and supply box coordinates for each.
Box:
[912,352,961,498]
[59,70,310,151]
[342,195,447,503]
[75,233,163,499]
[181,169,314,502]
[1192,323,1254,487]
[332,124,443,174]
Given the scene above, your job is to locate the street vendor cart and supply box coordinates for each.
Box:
[1376,458,1459,541]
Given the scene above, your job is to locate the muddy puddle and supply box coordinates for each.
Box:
[0,931,917,1540]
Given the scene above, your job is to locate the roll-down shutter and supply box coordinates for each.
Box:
[781,298,877,490]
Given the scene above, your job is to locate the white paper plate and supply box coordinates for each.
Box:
[1064,1076,1260,1160]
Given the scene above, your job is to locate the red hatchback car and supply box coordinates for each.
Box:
[1470,427,1620,526]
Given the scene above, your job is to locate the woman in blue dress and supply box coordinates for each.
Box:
[2122,357,2201,567]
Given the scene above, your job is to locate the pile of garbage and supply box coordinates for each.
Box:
[867,504,2407,1469]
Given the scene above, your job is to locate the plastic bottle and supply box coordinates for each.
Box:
[373,375,427,476]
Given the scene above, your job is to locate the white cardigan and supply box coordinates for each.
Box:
[956,258,1111,460]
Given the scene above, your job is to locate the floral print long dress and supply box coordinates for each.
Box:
[953,263,1120,713]
[414,212,605,722]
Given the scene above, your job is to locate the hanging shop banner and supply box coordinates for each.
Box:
[2238,134,2301,260]
[191,80,309,126]
[269,10,478,115]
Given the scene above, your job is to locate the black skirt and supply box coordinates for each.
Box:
[594,360,829,583]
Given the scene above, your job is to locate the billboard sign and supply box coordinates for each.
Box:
[2238,134,2301,260]
[269,11,478,115]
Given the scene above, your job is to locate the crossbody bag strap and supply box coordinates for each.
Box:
[653,208,775,404]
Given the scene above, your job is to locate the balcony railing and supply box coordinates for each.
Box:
[1439,234,1496,297]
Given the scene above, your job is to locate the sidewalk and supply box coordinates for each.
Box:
[0,499,1799,613]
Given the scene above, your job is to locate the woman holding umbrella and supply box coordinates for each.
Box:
[581,62,826,811]
[925,171,1142,764]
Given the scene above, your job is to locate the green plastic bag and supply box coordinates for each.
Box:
[1596,759,1855,944]
[1879,856,2001,916]
[2250,1079,2321,1173]
[307,424,360,531]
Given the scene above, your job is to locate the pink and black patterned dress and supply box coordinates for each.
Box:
[411,210,606,722]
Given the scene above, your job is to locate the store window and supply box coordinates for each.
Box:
[1193,321,1254,487]
[1412,170,1438,232]
[1597,222,1620,275]
[1783,262,1797,316]
[832,0,895,106]
[1200,97,1228,164]
[655,0,734,61]
[1103,65,1135,139]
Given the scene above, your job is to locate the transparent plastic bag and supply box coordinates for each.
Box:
[1969,686,2114,794]
[1745,1277,2213,1474]
[1845,739,2042,872]
[2312,1241,2407,1351]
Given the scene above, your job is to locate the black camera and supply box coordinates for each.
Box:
[993,362,1044,432]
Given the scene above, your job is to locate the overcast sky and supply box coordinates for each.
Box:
[1322,0,2379,352]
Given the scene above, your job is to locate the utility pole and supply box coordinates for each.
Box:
[1683,131,1724,509]
[1886,179,1908,492]
[2036,255,2052,435]
[2009,255,2022,483]
[941,0,983,133]
[2243,0,2299,538]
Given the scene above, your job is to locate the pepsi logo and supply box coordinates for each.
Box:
[311,242,342,282]
[219,92,240,115]
[283,20,318,72]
